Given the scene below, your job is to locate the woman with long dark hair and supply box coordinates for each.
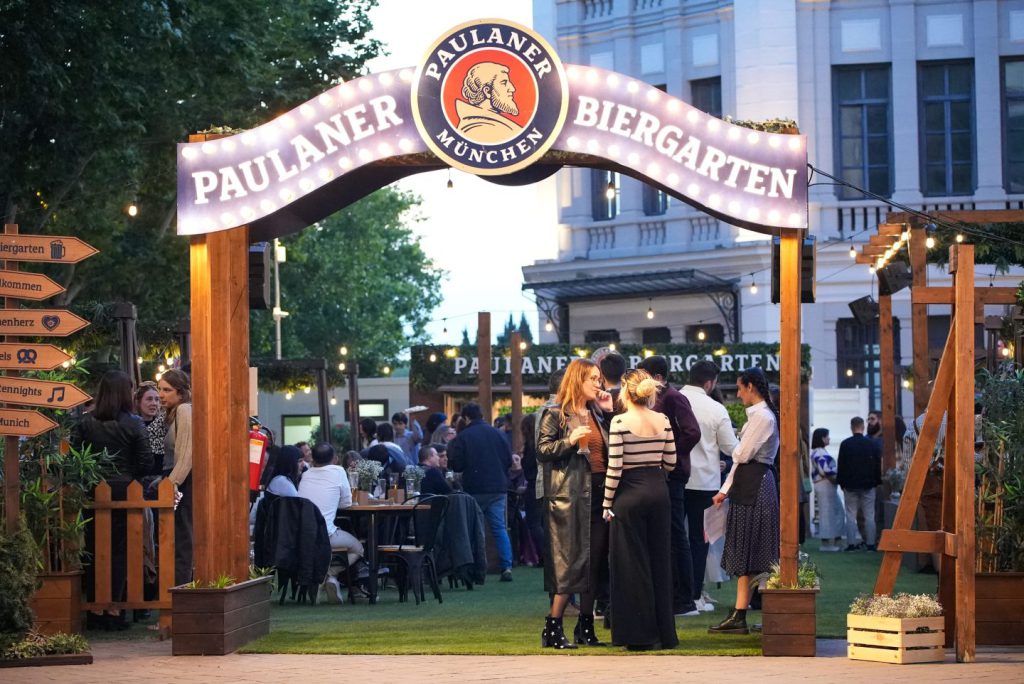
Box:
[602,369,678,650]
[266,445,303,496]
[708,367,780,635]
[810,427,843,551]
[158,368,193,586]
[536,358,613,649]
[73,370,154,629]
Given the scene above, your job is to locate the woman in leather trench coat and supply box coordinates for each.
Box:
[536,358,613,649]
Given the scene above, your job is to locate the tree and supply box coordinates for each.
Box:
[460,327,472,348]
[518,312,534,344]
[0,0,382,357]
[496,314,517,346]
[249,188,442,388]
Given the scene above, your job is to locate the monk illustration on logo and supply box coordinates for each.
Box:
[456,62,525,144]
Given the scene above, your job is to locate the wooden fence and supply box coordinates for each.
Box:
[82,478,175,636]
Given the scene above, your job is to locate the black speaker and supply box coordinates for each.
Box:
[771,235,816,304]
[848,296,879,326]
[249,242,271,310]
[877,261,912,296]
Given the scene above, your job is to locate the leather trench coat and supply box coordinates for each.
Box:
[536,402,608,594]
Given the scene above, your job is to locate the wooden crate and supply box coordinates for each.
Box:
[760,587,817,657]
[170,576,271,655]
[847,614,944,664]
[31,572,83,636]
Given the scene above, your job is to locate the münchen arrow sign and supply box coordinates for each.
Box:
[0,269,65,301]
[0,408,58,437]
[0,377,90,410]
[0,344,73,370]
[0,310,89,337]
[0,235,98,264]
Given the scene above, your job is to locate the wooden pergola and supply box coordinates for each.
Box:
[852,209,1023,663]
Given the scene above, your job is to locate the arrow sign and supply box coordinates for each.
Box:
[0,235,98,264]
[0,269,65,301]
[0,408,58,437]
[0,310,89,337]
[0,377,90,410]
[0,344,73,370]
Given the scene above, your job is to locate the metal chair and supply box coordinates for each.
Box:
[377,495,449,604]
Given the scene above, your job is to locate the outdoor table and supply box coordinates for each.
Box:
[339,502,416,603]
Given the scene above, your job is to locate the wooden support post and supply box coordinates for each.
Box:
[315,366,330,444]
[3,223,19,534]
[346,363,360,452]
[778,229,801,584]
[909,221,929,418]
[189,221,251,585]
[879,293,897,471]
[477,312,492,423]
[510,332,523,454]
[951,245,976,663]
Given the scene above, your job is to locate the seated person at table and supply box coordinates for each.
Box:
[419,445,452,496]
[366,423,411,475]
[267,445,303,496]
[298,442,365,566]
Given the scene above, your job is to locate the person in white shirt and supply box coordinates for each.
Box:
[297,443,364,566]
[681,360,738,613]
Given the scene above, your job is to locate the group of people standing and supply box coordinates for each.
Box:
[535,353,781,650]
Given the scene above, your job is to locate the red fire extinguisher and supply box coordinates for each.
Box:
[249,425,269,492]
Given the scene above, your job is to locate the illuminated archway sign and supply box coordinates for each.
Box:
[177,18,807,241]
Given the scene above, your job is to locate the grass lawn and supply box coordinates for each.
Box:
[236,546,939,656]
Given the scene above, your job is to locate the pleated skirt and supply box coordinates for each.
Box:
[721,469,780,577]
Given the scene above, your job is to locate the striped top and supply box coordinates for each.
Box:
[602,413,677,510]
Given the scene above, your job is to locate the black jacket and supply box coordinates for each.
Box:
[449,419,512,495]
[71,411,154,481]
[434,492,487,585]
[836,433,882,491]
[258,496,330,588]
[420,466,452,496]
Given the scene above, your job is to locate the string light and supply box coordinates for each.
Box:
[519,341,527,351]
[382,365,391,375]
[925,235,936,249]
[749,273,758,294]
[697,329,706,341]
[127,202,138,217]
[845,369,854,378]
[285,391,293,400]
[339,345,348,356]
[303,386,311,394]
[902,379,911,389]
[338,362,346,371]
[428,352,437,362]
[646,298,655,320]
[608,343,617,351]
[136,356,143,364]
[544,318,554,332]
[605,180,616,200]
[955,233,964,243]
[447,169,453,189]
[849,243,856,259]
[330,396,337,406]
[442,318,448,334]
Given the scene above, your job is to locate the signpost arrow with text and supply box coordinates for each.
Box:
[0,344,73,371]
[0,408,58,437]
[0,310,89,337]
[0,376,90,410]
[0,235,98,264]
[0,269,65,301]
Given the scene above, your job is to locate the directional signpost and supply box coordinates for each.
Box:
[2,224,97,533]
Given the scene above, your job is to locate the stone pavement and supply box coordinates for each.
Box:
[9,639,1024,683]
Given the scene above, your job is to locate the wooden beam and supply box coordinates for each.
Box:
[856,254,877,265]
[860,245,887,257]
[888,210,1024,225]
[951,244,976,663]
[878,294,896,472]
[910,222,929,418]
[911,286,1017,306]
[510,332,523,454]
[477,312,492,423]
[877,529,956,556]
[877,223,906,237]
[778,229,802,585]
[869,234,898,247]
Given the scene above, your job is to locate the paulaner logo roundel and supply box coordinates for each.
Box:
[411,19,568,176]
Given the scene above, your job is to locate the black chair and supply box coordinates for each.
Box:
[377,495,448,604]
[259,496,331,605]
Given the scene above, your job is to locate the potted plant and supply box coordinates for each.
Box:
[759,555,819,657]
[354,459,383,504]
[170,567,273,656]
[847,593,944,664]
[975,366,1024,645]
[404,464,425,498]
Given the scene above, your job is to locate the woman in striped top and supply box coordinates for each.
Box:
[602,369,679,650]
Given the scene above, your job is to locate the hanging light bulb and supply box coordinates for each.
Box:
[285,391,294,400]
[544,318,554,332]
[697,329,706,341]
[605,180,616,200]
[955,233,964,243]
[442,318,448,334]
[749,273,758,294]
[608,342,617,351]
[127,202,138,217]
[1001,345,1011,358]
[519,341,527,351]
[845,368,854,378]
[330,396,337,406]
[136,356,143,365]
[446,169,453,189]
[646,299,654,320]
[338,362,346,371]
[849,244,856,259]
[382,365,391,375]
[925,235,936,249]
[339,345,348,356]
[303,386,311,394]
[429,352,437,363]
[868,265,876,275]
[902,379,911,389]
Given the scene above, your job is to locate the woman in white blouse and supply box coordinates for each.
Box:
[708,368,780,635]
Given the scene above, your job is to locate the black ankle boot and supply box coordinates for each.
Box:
[541,616,577,649]
[708,608,748,635]
[573,614,605,646]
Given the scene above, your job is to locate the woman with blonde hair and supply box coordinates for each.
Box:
[602,369,678,650]
[537,358,612,649]
[158,368,193,585]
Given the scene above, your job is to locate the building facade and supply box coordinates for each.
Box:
[524,0,1024,418]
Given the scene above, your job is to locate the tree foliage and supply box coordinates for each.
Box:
[925,222,1024,271]
[0,0,382,356]
[250,188,442,390]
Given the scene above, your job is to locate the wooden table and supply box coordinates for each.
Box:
[339,503,416,603]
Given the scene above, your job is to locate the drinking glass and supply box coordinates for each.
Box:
[570,413,591,456]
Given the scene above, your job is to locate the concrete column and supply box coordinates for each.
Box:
[890,2,923,203]
[972,0,1003,200]
[733,0,799,120]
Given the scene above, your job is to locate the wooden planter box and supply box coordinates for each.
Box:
[31,571,82,636]
[170,575,271,655]
[976,572,1024,645]
[0,653,93,668]
[760,587,818,656]
[847,614,944,664]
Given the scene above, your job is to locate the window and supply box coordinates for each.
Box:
[584,329,620,344]
[344,399,388,422]
[833,65,892,199]
[642,183,668,215]
[282,415,321,446]
[591,169,619,221]
[836,317,901,410]
[919,61,974,196]
[690,77,722,118]
[642,327,671,345]
[686,324,724,344]
[1003,59,1024,193]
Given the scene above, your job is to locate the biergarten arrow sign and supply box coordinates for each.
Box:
[0,269,65,301]
[0,408,58,437]
[0,376,90,410]
[0,344,73,371]
[0,309,89,337]
[0,235,98,264]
